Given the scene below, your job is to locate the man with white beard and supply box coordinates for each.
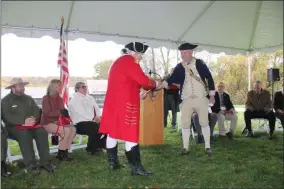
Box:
[161,43,215,157]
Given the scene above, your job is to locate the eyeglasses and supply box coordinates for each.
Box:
[80,85,87,89]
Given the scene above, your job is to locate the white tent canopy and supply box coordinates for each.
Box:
[1,1,283,54]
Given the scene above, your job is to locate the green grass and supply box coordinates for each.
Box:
[234,104,245,108]
[2,113,283,188]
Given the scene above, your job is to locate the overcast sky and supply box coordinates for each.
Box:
[1,33,221,77]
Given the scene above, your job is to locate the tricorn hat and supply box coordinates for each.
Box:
[178,43,198,50]
[124,42,149,54]
[5,77,29,89]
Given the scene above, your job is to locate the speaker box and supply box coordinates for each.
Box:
[267,68,280,82]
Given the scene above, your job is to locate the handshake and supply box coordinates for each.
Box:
[139,80,165,100]
[155,80,163,90]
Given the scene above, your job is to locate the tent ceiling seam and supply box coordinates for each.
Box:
[248,1,263,51]
[176,0,216,43]
[3,26,275,52]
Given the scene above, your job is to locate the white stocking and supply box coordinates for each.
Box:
[106,135,117,149]
[201,126,211,149]
[182,128,190,150]
[125,141,137,152]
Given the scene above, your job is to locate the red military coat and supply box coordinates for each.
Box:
[99,55,156,143]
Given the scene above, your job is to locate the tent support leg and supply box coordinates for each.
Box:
[247,51,251,91]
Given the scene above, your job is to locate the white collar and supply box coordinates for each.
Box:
[186,58,196,65]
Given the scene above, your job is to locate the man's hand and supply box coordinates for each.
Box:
[24,117,36,126]
[264,108,271,112]
[140,91,149,100]
[278,109,284,115]
[209,95,215,106]
[229,108,235,114]
[155,81,162,90]
[94,116,101,123]
[219,110,225,115]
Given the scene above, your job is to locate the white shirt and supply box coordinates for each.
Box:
[68,92,101,124]
[181,58,207,100]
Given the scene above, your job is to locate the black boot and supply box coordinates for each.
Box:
[106,145,121,170]
[268,131,274,140]
[1,161,11,178]
[64,149,74,161]
[56,150,66,161]
[125,145,153,176]
[226,132,233,140]
[246,130,254,137]
[196,135,205,144]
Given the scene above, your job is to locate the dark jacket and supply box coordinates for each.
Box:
[273,91,284,112]
[1,92,41,127]
[166,59,215,104]
[245,89,271,111]
[211,91,234,113]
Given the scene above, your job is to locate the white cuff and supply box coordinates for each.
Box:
[208,107,212,113]
[161,81,168,89]
[209,90,215,96]
[155,81,159,88]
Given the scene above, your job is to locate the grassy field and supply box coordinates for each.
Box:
[1,112,283,188]
[234,104,245,108]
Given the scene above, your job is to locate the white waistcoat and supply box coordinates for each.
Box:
[181,59,207,100]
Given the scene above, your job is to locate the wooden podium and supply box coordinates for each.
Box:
[139,89,164,146]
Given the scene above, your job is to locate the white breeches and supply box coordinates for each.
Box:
[180,97,211,149]
[106,135,137,152]
[180,97,209,129]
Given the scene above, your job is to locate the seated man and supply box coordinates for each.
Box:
[1,123,11,178]
[211,82,238,139]
[273,85,284,127]
[191,112,217,143]
[244,80,275,139]
[68,82,107,155]
[1,77,54,173]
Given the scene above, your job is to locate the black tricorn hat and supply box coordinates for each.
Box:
[125,42,149,54]
[178,43,198,50]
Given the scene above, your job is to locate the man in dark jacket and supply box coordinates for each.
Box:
[211,82,238,139]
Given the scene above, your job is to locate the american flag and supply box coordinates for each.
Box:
[57,20,69,107]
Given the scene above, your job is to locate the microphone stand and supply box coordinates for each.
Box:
[148,70,162,79]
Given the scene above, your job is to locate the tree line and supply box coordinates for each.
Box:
[1,76,93,88]
[92,49,283,104]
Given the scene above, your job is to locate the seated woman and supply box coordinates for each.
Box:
[40,79,76,161]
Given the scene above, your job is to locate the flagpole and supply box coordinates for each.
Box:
[65,31,69,103]
[60,17,64,81]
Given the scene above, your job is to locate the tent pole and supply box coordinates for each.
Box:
[247,51,251,91]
